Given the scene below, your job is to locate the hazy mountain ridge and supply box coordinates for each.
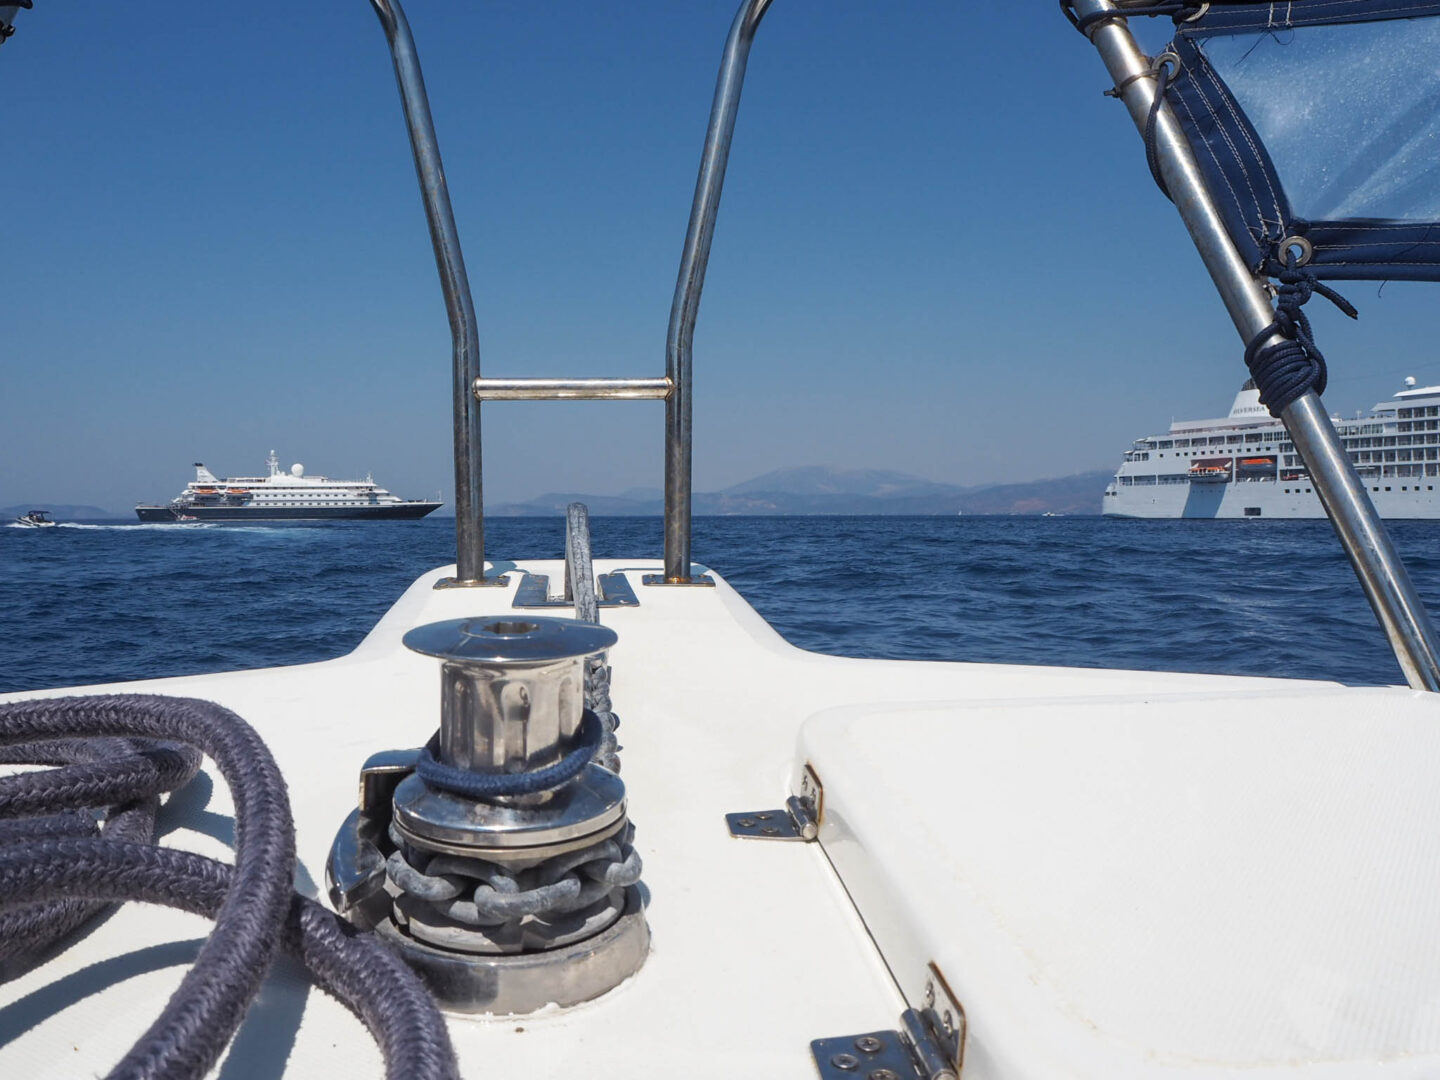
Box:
[490,466,1110,516]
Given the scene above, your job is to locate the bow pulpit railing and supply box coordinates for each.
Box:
[368,0,773,588]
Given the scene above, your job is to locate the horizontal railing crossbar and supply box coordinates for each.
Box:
[473,377,673,402]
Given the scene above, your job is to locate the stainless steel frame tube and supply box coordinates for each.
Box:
[475,377,673,402]
[663,0,775,583]
[1073,0,1440,689]
[370,0,489,585]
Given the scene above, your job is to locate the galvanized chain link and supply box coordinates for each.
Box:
[386,821,641,953]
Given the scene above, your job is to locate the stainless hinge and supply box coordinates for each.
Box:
[511,571,639,609]
[811,963,965,1080]
[725,763,822,841]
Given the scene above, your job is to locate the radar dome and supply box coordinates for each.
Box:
[290,463,305,477]
[1406,376,1417,388]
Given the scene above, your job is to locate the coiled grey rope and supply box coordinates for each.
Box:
[0,694,458,1080]
[0,735,201,977]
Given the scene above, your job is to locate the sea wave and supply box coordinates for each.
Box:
[4,515,1438,692]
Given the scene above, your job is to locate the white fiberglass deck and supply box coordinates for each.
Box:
[2,561,1438,1078]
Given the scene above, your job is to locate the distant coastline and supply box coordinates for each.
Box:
[486,466,1110,518]
[6,467,1112,521]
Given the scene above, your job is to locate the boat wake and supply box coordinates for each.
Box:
[45,522,216,531]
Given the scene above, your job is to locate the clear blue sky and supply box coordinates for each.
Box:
[3,2,1435,512]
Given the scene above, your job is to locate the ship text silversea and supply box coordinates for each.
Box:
[1104,378,1440,519]
[134,451,442,522]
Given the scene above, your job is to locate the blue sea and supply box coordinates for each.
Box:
[4,515,1439,693]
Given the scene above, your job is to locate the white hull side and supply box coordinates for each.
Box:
[1103,481,1440,519]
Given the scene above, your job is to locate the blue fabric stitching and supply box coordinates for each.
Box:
[1197,47,1285,242]
[1181,1,1440,33]
[1187,56,1271,249]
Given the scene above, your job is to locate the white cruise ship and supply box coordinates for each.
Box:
[1104,378,1440,519]
[134,451,442,522]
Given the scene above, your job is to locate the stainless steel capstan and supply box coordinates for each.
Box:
[327,615,648,1014]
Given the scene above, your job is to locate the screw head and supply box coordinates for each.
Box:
[761,826,780,835]
[738,819,755,828]
[854,1035,884,1054]
[829,1052,860,1071]
[868,1070,900,1080]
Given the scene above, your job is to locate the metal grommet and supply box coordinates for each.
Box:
[1279,235,1313,267]
[1152,49,1181,80]
[1183,2,1211,24]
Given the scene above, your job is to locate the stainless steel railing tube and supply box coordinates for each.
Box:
[663,0,775,582]
[1071,0,1440,690]
[369,0,489,586]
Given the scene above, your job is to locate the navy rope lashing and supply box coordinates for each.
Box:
[416,708,603,799]
[1243,250,1359,418]
[1142,54,1176,201]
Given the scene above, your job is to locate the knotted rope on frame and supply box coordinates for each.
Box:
[1244,249,1358,418]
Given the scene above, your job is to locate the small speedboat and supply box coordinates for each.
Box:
[14,510,57,528]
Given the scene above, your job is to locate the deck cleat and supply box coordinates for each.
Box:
[327,614,648,1014]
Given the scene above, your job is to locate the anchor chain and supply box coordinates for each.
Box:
[385,821,642,953]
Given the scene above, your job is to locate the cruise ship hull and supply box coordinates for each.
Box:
[1104,483,1440,519]
[1105,380,1440,520]
[134,502,442,522]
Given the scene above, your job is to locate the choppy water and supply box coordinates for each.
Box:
[3,515,1438,692]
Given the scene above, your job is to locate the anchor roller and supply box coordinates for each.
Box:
[326,615,649,1014]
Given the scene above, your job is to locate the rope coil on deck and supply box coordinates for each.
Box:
[0,694,458,1080]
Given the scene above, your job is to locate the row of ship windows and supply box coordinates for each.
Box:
[1137,426,1421,453]
[1279,451,1440,466]
[1147,424,1390,449]
[1126,435,1440,463]
[1141,436,1285,450]
[1122,464,1440,485]
[1397,407,1440,419]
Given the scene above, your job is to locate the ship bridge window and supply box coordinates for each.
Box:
[1209,436,1226,446]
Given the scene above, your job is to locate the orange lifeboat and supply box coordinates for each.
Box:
[1188,458,1232,483]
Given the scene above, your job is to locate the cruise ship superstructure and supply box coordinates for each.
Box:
[1104,378,1440,519]
[134,451,442,522]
